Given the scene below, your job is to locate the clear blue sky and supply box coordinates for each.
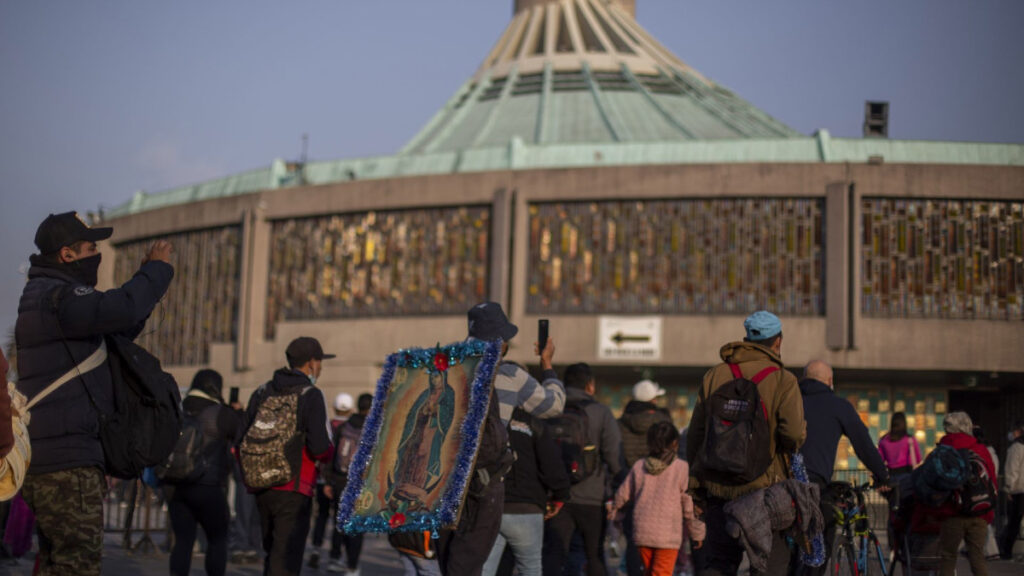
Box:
[1,0,1022,342]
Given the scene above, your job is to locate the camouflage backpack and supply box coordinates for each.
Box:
[239,386,311,490]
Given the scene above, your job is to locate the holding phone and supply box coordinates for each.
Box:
[229,386,240,405]
[538,319,549,356]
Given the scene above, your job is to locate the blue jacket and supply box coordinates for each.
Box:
[797,378,888,484]
[16,260,173,474]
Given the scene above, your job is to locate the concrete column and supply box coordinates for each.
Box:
[825,182,851,350]
[490,187,514,308]
[241,198,272,370]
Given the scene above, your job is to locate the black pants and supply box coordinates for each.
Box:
[256,490,313,576]
[168,483,230,576]
[544,503,608,576]
[703,496,791,576]
[437,477,504,576]
[1002,493,1024,559]
[622,505,644,576]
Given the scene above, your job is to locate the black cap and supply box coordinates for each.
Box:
[34,211,113,254]
[467,301,518,342]
[285,336,336,367]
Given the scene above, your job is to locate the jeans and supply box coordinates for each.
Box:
[482,513,544,576]
[168,483,230,576]
[401,552,444,576]
[311,483,342,558]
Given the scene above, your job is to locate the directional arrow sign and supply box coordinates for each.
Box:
[598,317,661,361]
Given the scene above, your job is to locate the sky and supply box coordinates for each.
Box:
[1,0,1022,341]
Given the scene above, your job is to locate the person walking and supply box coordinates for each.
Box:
[544,362,622,576]
[309,392,354,571]
[481,407,571,576]
[610,421,704,576]
[240,337,335,576]
[618,379,673,576]
[1002,418,1024,560]
[932,412,997,576]
[878,411,922,479]
[16,211,174,575]
[320,392,373,574]
[686,310,805,576]
[795,360,890,576]
[165,369,242,576]
[435,301,564,576]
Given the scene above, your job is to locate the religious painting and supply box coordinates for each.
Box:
[337,339,500,535]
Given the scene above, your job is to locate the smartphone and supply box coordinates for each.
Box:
[538,319,549,355]
[229,386,240,405]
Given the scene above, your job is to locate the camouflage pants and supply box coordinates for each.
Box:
[21,466,105,576]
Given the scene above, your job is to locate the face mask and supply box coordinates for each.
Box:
[1009,432,1018,442]
[307,374,317,386]
[67,253,102,287]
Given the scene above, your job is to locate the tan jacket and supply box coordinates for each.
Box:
[687,341,806,500]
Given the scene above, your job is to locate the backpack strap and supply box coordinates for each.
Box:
[750,366,779,384]
[25,339,108,412]
[728,363,743,379]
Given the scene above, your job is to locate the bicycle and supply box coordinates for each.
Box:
[827,481,889,576]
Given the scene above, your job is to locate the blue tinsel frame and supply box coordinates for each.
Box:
[336,338,501,535]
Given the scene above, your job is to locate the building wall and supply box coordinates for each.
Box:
[103,162,1024,405]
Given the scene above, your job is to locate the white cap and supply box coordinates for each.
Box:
[334,393,354,412]
[632,379,665,402]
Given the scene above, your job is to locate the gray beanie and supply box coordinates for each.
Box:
[943,411,973,435]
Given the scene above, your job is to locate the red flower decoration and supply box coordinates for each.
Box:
[433,352,449,372]
[389,512,406,529]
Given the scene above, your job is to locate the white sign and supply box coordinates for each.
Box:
[597,316,662,361]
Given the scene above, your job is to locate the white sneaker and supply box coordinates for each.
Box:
[326,560,346,573]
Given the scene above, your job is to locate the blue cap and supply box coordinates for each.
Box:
[744,310,782,341]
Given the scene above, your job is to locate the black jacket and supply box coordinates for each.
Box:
[243,368,333,496]
[504,409,571,513]
[180,395,242,487]
[565,387,622,506]
[797,378,889,484]
[16,260,173,474]
[618,400,673,470]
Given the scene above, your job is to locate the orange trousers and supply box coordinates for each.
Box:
[638,546,679,576]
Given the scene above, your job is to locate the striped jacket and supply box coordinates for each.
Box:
[494,362,565,425]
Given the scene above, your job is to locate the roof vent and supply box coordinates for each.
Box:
[863,101,889,138]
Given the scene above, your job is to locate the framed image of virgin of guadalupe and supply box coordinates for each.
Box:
[337,339,500,535]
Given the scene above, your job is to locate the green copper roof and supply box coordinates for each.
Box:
[105,134,1024,219]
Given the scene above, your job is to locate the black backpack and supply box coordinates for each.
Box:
[468,384,514,497]
[955,448,996,516]
[699,363,777,485]
[548,399,597,483]
[156,405,218,484]
[99,334,184,479]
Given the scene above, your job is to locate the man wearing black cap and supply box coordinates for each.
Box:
[16,211,174,575]
[241,336,335,576]
[435,302,564,576]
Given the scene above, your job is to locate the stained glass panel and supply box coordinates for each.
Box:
[527,198,824,315]
[114,226,242,366]
[266,207,490,337]
[861,198,1024,320]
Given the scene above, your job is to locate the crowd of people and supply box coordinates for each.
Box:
[1,210,1022,576]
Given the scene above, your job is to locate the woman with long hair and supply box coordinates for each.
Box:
[877,412,922,476]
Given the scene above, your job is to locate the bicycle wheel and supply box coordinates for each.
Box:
[865,532,888,576]
[832,537,858,576]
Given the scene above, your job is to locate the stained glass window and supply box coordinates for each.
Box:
[114,226,242,366]
[861,198,1024,320]
[834,387,947,471]
[527,199,824,315]
[266,207,490,337]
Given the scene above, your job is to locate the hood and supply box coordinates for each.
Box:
[270,367,315,392]
[643,455,675,475]
[719,341,783,367]
[565,387,594,403]
[798,379,831,397]
[621,401,667,433]
[939,432,978,451]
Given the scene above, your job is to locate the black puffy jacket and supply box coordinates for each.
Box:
[618,400,673,469]
[16,260,173,474]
